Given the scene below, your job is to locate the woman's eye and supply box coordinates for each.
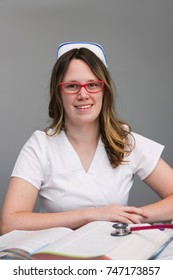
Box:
[88,83,99,88]
[88,83,96,87]
[65,84,79,89]
[67,84,75,88]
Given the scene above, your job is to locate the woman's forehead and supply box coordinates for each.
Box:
[62,59,98,82]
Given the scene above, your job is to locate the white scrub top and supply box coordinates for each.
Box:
[11,130,164,213]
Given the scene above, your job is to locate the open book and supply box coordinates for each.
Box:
[0,221,172,260]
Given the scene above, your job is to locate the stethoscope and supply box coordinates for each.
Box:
[111,223,173,236]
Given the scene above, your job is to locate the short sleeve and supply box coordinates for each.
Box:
[128,132,164,180]
[11,131,46,189]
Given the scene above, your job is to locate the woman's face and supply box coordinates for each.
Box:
[60,59,104,128]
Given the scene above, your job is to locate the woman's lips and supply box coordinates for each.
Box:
[74,104,93,110]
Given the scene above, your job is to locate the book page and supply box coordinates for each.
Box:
[155,229,173,260]
[36,221,115,257]
[0,227,72,254]
[107,229,171,259]
[35,221,171,259]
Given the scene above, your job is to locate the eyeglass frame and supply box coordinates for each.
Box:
[58,80,104,95]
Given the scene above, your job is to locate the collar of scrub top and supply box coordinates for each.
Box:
[56,41,108,68]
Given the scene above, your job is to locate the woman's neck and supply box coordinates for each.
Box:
[65,122,100,145]
[65,122,100,172]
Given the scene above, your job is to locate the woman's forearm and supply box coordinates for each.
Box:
[140,194,173,223]
[1,204,148,235]
[0,208,91,235]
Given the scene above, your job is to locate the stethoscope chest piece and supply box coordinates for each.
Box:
[111,223,131,236]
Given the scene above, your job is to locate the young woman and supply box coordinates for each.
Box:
[1,42,173,234]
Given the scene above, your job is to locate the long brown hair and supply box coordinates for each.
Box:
[46,48,133,167]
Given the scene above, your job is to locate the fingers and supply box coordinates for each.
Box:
[119,214,143,224]
[110,205,149,224]
[95,204,149,224]
[112,213,143,224]
[123,206,149,218]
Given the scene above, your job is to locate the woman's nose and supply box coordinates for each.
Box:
[77,87,89,99]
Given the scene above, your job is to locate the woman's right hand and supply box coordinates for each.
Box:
[88,204,148,224]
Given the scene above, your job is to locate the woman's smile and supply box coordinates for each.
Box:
[74,104,93,111]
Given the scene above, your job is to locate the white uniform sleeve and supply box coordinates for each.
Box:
[11,131,46,190]
[129,132,164,180]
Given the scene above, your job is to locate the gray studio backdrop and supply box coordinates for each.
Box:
[0,0,173,211]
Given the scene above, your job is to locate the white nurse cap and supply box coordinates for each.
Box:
[56,41,108,67]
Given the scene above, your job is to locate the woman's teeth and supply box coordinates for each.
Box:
[76,105,92,109]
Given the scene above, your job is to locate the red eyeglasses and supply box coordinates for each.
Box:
[59,81,104,94]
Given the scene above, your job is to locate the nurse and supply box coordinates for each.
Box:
[1,42,173,234]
